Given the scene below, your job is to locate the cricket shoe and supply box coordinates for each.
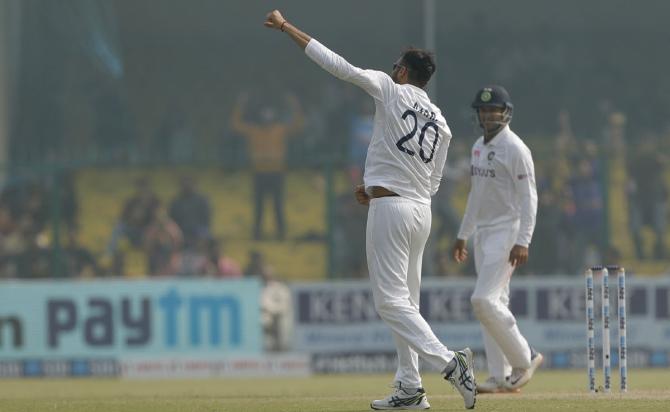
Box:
[443,348,476,409]
[504,348,544,391]
[476,377,520,394]
[370,382,430,410]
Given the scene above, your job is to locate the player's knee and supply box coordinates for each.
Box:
[470,295,495,319]
[374,299,407,320]
[373,299,393,317]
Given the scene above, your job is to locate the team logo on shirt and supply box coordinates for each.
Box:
[474,149,481,159]
[487,151,495,161]
[471,165,496,178]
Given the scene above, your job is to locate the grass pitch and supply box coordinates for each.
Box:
[0,369,668,411]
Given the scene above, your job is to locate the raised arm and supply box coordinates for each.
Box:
[264,10,311,49]
[264,9,394,102]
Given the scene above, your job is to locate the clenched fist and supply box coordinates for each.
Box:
[264,10,287,30]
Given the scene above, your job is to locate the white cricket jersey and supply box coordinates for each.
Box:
[305,39,451,205]
[457,125,537,247]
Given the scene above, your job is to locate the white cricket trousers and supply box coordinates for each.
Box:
[471,223,531,380]
[366,196,454,388]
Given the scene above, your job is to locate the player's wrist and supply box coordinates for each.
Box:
[280,21,288,32]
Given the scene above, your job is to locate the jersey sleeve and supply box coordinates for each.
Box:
[456,145,478,240]
[457,185,478,241]
[512,145,538,247]
[305,39,396,102]
[430,127,451,196]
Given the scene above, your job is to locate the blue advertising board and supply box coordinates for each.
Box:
[0,279,262,360]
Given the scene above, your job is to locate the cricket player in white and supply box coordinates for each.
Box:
[264,9,476,410]
[452,85,543,394]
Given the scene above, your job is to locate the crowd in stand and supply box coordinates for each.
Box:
[0,172,248,279]
[0,172,96,278]
[104,175,244,278]
[0,98,667,279]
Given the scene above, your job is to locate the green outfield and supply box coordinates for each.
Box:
[0,369,668,412]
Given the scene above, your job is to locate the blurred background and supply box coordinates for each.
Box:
[0,0,668,378]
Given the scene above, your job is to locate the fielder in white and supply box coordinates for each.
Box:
[452,85,543,394]
[264,9,477,410]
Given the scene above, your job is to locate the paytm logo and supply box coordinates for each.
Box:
[159,288,240,346]
[48,288,241,349]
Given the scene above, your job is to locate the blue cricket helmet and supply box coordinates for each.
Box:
[471,85,514,127]
[471,85,514,110]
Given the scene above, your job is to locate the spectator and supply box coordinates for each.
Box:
[527,172,562,275]
[556,186,579,273]
[259,262,293,352]
[169,176,211,248]
[0,184,22,220]
[205,238,242,278]
[23,183,49,235]
[244,249,265,276]
[14,220,51,279]
[551,110,577,196]
[240,246,292,350]
[174,237,209,277]
[63,227,100,278]
[144,208,182,276]
[0,204,23,278]
[627,135,668,259]
[106,177,160,255]
[174,238,242,278]
[569,157,605,269]
[231,92,304,241]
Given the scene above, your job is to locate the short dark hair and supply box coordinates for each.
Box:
[400,48,436,88]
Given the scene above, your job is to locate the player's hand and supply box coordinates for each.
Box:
[264,10,287,30]
[452,239,468,263]
[354,184,370,206]
[508,244,529,267]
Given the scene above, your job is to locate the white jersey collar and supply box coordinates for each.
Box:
[483,124,511,147]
